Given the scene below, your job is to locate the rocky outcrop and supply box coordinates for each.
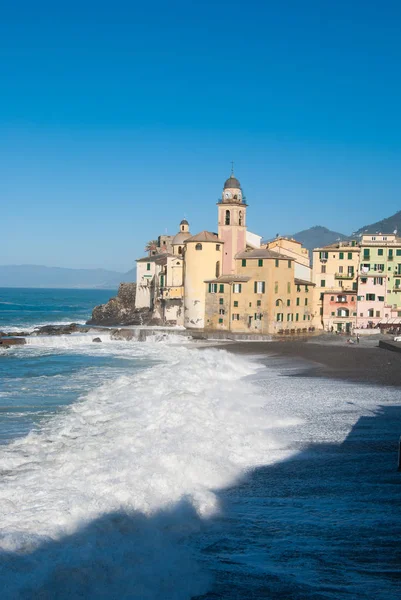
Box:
[32,323,90,336]
[87,283,163,326]
[0,336,26,347]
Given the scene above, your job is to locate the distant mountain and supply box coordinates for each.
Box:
[353,210,401,237]
[290,226,348,251]
[0,265,130,289]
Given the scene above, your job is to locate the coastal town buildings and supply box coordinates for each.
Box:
[135,171,314,334]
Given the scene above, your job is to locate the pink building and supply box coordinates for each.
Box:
[322,291,357,333]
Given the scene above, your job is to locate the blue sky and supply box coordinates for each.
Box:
[1,0,401,271]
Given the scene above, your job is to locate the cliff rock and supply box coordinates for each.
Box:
[87,283,163,326]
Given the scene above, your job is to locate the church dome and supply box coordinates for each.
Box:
[224,175,241,189]
[172,231,191,245]
[180,219,189,225]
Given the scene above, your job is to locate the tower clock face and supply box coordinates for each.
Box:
[225,192,232,199]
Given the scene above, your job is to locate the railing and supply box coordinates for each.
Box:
[335,273,354,279]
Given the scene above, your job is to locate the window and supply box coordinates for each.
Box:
[254,281,265,293]
[216,244,220,251]
[363,249,370,258]
[389,249,394,258]
[232,314,240,321]
[276,313,283,322]
[295,313,299,321]
[360,278,367,284]
[337,308,349,317]
[219,298,224,305]
[395,279,401,289]
[366,294,375,301]
[348,266,354,276]
[160,274,164,287]
[239,211,243,226]
[305,298,308,306]
[195,243,202,251]
[233,283,242,293]
[319,251,328,259]
[288,260,291,268]
[287,282,291,294]
[215,261,220,278]
[257,300,262,307]
[241,259,247,267]
[321,265,326,273]
[378,296,384,302]
[378,249,383,256]
[374,277,383,285]
[297,285,301,292]
[275,299,280,306]
[339,266,344,274]
[348,252,352,260]
[296,297,300,306]
[374,264,384,271]
[351,296,354,301]
[254,313,262,321]
[178,246,182,255]
[397,249,401,256]
[376,311,381,318]
[275,259,279,267]
[225,210,230,225]
[258,259,263,267]
[219,309,225,315]
[208,283,217,293]
[368,309,374,317]
[218,318,223,324]
[219,284,224,293]
[331,311,335,316]
[249,302,252,307]
[321,280,326,287]
[274,282,278,293]
[146,263,151,271]
[287,299,290,306]
[305,286,309,293]
[352,282,357,290]
[233,300,238,307]
[287,313,293,322]
[339,252,344,259]
[303,315,306,321]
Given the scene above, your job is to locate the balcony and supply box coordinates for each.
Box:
[334,273,354,279]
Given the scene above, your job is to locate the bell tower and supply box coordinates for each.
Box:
[217,169,247,274]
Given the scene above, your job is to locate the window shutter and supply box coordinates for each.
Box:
[262,281,265,293]
[254,281,257,293]
[239,284,242,293]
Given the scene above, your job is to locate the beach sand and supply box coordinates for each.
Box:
[224,335,401,387]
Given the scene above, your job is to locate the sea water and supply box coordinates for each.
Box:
[0,289,400,599]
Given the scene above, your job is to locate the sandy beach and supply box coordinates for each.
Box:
[225,334,401,388]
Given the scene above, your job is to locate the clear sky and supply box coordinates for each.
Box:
[1,0,401,272]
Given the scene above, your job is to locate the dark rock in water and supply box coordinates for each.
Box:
[32,323,90,336]
[87,283,163,327]
[111,329,143,341]
[0,336,26,346]
[92,337,102,343]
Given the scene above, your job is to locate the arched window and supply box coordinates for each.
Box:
[178,246,182,254]
[239,211,243,226]
[215,261,220,278]
[233,194,237,200]
[225,210,230,225]
[181,226,184,231]
[195,243,202,251]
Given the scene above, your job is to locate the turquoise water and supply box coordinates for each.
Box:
[0,289,400,599]
[0,287,116,332]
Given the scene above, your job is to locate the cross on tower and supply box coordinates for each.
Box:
[230,161,234,176]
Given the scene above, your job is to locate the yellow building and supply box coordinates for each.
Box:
[205,248,314,334]
[312,241,360,331]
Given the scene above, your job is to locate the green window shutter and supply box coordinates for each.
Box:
[288,260,291,268]
[218,318,223,324]
[147,263,151,271]
[352,282,357,291]
[258,259,263,267]
[275,259,279,267]
[348,252,352,259]
[305,298,308,306]
[234,300,238,307]
[287,299,290,306]
[296,298,300,305]
[219,284,224,293]
[397,249,401,256]
[378,249,383,256]
[389,249,394,257]
[262,282,265,293]
[339,252,344,259]
[295,313,299,321]
[239,284,242,293]
[219,298,224,305]
[242,259,246,266]
[254,281,257,293]
[208,283,211,293]
[321,280,326,287]
[287,282,290,293]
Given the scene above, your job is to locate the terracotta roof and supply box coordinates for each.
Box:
[185,231,223,243]
[136,254,174,263]
[295,278,315,286]
[235,248,293,260]
[204,274,251,284]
